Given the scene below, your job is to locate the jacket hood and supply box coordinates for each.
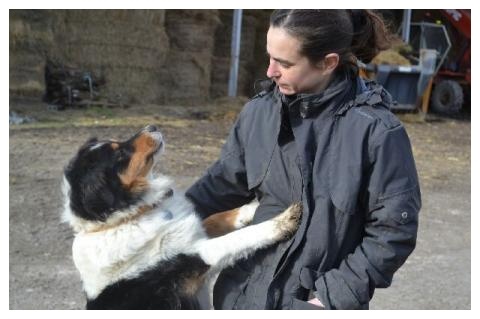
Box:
[334,78,394,116]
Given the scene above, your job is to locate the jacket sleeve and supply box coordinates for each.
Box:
[315,124,421,309]
[185,112,255,219]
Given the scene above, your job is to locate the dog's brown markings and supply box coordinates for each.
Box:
[202,208,241,238]
[119,133,156,193]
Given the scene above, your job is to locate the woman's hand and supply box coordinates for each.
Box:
[308,297,325,308]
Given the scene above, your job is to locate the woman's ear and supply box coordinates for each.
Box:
[318,53,339,75]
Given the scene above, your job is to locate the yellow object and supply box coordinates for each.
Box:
[421,78,434,113]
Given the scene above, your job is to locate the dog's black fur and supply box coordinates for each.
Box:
[86,254,210,310]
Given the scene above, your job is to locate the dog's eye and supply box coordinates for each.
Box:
[116,148,129,161]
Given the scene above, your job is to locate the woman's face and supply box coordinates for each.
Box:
[266,27,333,96]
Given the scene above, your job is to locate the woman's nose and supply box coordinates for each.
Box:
[266,61,280,78]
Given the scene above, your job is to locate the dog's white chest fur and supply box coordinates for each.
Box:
[71,192,206,299]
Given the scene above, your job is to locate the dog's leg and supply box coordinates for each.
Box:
[194,202,302,271]
[202,201,259,238]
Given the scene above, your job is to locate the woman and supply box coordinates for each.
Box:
[186,9,421,310]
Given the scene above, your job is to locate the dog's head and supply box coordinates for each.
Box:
[63,125,168,229]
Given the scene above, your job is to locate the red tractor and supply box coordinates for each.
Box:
[428,9,471,114]
[363,9,470,115]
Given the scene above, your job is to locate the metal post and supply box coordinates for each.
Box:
[228,9,243,97]
[402,9,412,43]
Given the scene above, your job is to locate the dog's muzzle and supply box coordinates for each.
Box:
[143,125,164,155]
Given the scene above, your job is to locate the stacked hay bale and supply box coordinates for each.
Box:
[10,9,275,106]
[210,10,259,99]
[9,10,54,100]
[49,10,169,105]
[250,10,272,92]
[164,10,220,104]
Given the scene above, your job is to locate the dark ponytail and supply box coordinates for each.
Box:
[270,9,391,68]
[349,9,391,63]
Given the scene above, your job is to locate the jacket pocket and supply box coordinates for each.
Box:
[328,161,363,215]
[299,266,323,290]
[293,267,326,310]
[291,298,324,310]
[329,184,360,216]
[245,147,274,190]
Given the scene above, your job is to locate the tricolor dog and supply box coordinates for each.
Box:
[62,125,302,309]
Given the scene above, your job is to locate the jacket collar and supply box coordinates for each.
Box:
[270,72,393,118]
[274,70,356,118]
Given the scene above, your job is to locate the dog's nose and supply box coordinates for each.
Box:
[144,125,158,132]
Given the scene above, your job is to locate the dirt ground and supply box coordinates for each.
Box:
[9,100,471,309]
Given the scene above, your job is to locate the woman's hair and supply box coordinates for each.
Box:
[269,9,391,67]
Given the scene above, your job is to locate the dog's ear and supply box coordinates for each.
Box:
[67,163,137,222]
[83,184,116,221]
[77,171,122,221]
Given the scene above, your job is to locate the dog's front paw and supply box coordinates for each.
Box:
[234,201,259,228]
[273,202,303,240]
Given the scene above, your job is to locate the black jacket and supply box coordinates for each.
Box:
[186,74,421,309]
